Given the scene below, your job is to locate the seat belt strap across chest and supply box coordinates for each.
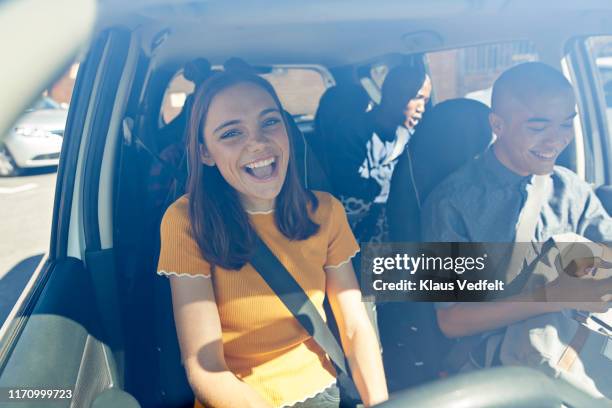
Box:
[249,235,350,377]
[509,174,595,372]
[506,174,552,283]
[515,174,551,242]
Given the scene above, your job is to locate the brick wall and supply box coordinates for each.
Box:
[48,63,79,107]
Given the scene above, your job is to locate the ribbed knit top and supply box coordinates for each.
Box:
[157,191,359,407]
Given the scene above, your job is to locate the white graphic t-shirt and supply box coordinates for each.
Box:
[358,126,412,203]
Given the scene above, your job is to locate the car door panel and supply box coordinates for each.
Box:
[0,258,118,408]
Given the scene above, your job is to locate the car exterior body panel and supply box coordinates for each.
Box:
[4,108,66,168]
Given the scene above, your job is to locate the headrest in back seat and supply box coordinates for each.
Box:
[411,98,493,201]
[387,98,492,242]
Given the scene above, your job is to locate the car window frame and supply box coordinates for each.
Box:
[566,37,612,186]
[0,32,109,361]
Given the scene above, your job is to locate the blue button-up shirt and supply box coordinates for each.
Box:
[422,148,612,244]
[423,148,611,315]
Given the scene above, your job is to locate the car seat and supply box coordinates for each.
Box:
[312,84,371,175]
[386,98,493,242]
[380,98,493,393]
[286,111,332,193]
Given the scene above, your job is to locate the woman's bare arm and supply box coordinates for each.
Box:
[169,276,272,408]
[325,262,388,407]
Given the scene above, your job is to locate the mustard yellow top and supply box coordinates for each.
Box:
[157,191,359,407]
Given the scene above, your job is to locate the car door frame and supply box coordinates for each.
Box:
[0,32,109,360]
[0,26,137,406]
[566,37,612,186]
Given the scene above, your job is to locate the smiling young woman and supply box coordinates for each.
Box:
[156,70,388,408]
[186,75,319,270]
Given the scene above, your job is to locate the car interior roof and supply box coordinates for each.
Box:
[96,0,612,69]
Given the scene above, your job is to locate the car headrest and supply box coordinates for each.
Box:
[314,84,370,134]
[411,98,493,201]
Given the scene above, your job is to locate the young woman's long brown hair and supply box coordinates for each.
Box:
[186,71,319,270]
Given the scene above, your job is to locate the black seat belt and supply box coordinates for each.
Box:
[249,234,360,404]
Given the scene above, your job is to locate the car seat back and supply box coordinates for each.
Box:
[312,84,371,175]
[153,273,194,408]
[381,98,493,392]
[387,98,492,242]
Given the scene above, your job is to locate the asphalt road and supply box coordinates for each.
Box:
[0,167,57,324]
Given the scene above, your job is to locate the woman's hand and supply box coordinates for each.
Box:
[325,261,388,407]
[169,276,273,408]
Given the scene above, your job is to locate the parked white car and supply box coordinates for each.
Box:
[0,97,66,176]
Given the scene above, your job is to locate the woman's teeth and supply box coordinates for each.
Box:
[244,157,276,179]
[245,157,275,169]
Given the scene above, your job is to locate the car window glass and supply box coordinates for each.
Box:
[370,64,389,90]
[160,66,330,126]
[426,41,538,105]
[585,36,612,140]
[0,62,78,327]
[160,70,195,125]
[259,67,329,122]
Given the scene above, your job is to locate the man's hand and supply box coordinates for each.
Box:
[557,241,612,278]
[545,270,612,306]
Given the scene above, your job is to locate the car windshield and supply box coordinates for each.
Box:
[2,3,612,408]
